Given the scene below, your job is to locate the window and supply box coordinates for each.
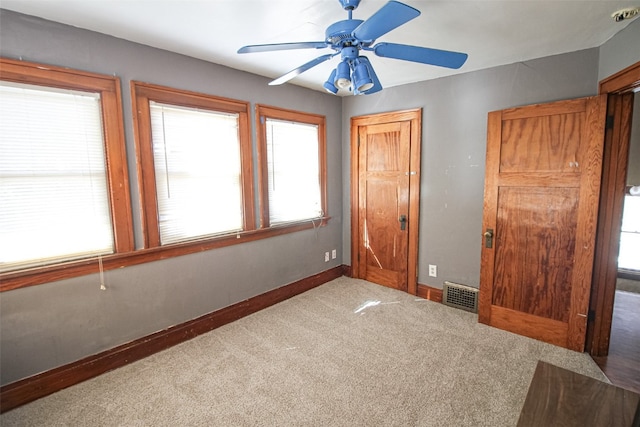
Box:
[619,194,640,271]
[1,66,331,291]
[131,82,254,247]
[0,58,132,278]
[256,105,327,228]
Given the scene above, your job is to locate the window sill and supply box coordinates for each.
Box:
[0,217,330,292]
[618,268,640,281]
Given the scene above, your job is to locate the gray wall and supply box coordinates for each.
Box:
[0,10,343,386]
[598,18,640,82]
[342,49,600,289]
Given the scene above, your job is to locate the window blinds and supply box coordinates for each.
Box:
[0,82,113,272]
[265,118,322,225]
[149,102,243,244]
[619,195,640,270]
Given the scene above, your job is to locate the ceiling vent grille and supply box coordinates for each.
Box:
[443,281,478,313]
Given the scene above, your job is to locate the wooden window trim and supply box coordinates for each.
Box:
[131,81,256,248]
[0,71,333,292]
[0,220,325,292]
[255,104,329,229]
[0,58,134,289]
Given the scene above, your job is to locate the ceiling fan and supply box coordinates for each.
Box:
[238,0,468,95]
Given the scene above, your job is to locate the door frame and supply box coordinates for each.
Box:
[350,109,422,295]
[587,60,640,356]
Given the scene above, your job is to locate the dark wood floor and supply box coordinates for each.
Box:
[517,361,639,427]
[592,290,640,395]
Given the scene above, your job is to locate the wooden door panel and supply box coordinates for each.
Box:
[364,178,405,270]
[363,177,407,288]
[365,265,399,289]
[479,95,607,352]
[490,306,568,348]
[366,124,402,171]
[500,113,584,173]
[493,187,578,321]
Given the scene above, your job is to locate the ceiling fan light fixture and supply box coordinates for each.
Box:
[353,61,374,92]
[324,69,338,94]
[335,60,351,89]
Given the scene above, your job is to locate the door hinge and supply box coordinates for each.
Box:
[606,115,614,130]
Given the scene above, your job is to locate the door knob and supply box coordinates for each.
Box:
[399,215,407,231]
[484,229,494,248]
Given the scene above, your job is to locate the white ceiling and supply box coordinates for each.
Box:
[2,1,638,95]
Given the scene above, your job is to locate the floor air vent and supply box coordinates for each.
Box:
[443,281,478,313]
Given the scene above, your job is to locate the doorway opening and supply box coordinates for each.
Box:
[588,61,640,394]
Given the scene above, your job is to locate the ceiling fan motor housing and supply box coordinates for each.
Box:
[326,19,371,49]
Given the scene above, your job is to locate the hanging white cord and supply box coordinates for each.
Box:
[98,255,106,291]
[311,210,325,239]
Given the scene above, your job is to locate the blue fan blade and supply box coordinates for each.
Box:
[356,56,382,95]
[353,1,420,42]
[238,41,326,54]
[269,53,336,86]
[373,42,468,69]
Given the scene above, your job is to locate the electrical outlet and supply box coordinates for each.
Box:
[325,252,330,262]
[331,249,337,259]
[428,264,437,277]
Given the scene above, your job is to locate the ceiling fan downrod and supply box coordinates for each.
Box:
[339,0,361,11]
[339,0,361,20]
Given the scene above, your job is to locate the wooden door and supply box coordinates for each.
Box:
[479,95,607,352]
[351,109,421,294]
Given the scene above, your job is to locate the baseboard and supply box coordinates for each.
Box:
[341,264,352,277]
[417,283,443,303]
[0,266,343,413]
[342,268,440,302]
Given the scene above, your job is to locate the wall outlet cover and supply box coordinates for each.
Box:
[428,264,437,277]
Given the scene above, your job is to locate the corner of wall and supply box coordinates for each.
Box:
[598,18,640,82]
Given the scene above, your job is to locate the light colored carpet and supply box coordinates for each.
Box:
[1,277,606,426]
